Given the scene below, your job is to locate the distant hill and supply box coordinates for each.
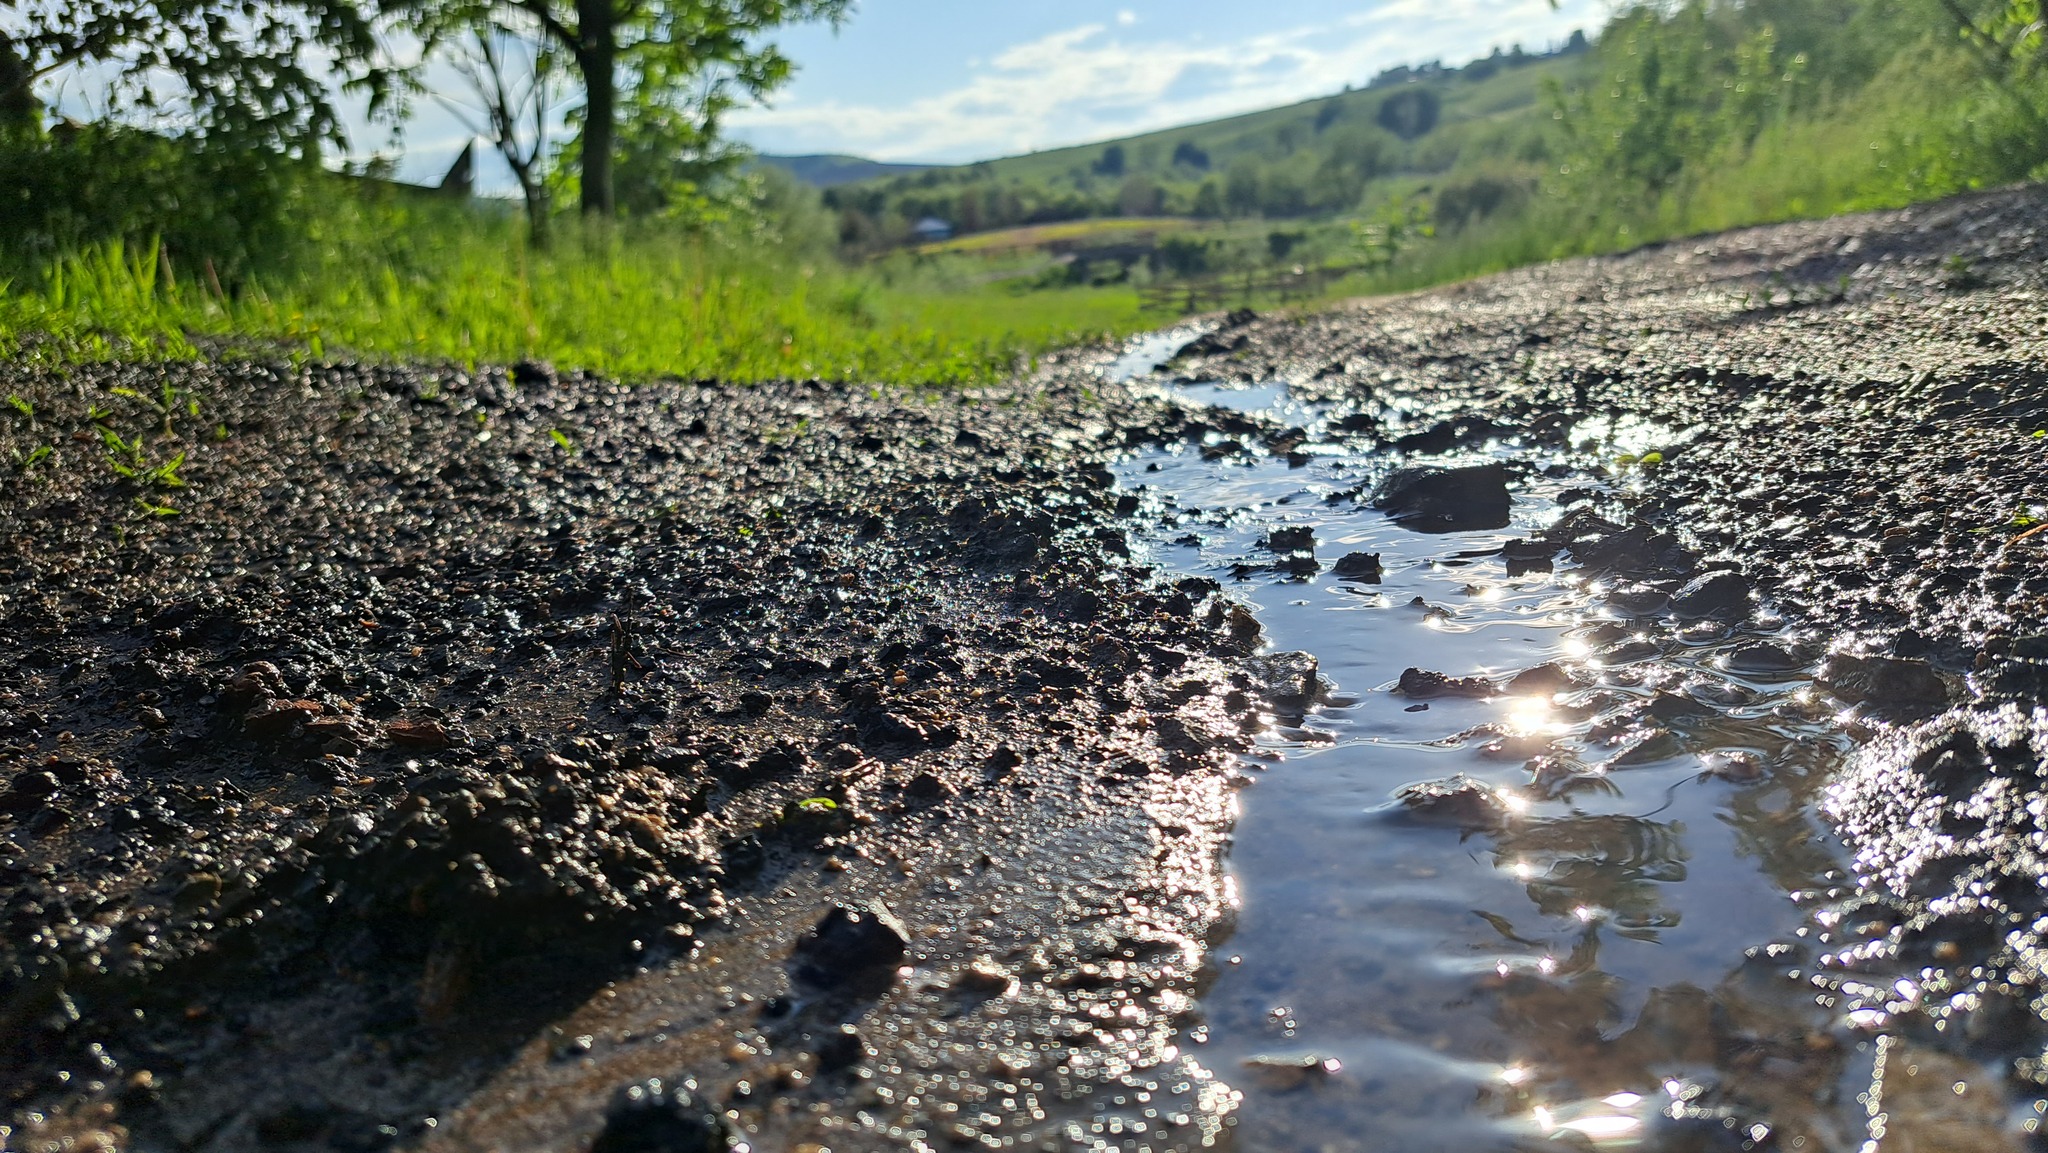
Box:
[756,153,934,188]
[819,35,1593,247]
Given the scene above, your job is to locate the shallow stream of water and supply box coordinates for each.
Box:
[1105,335,1943,1152]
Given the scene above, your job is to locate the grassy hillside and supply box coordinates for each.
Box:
[828,42,1587,250]
[756,153,934,188]
[824,0,2048,312]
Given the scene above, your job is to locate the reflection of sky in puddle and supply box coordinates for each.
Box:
[1102,351,1913,1151]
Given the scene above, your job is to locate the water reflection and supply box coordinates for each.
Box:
[1104,378,1926,1151]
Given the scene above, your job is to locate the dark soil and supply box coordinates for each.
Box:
[4,181,2047,1151]
[0,360,1255,1150]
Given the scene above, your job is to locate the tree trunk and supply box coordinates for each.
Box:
[0,31,38,133]
[518,170,551,246]
[575,0,616,216]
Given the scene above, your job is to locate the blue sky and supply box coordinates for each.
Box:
[726,0,1600,163]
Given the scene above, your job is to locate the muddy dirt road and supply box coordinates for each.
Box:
[2,185,2045,1152]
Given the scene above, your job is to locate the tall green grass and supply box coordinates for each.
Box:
[0,195,1171,384]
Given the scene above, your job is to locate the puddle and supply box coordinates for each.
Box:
[1105,338,2024,1151]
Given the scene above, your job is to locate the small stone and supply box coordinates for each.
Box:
[1242,1053,1343,1090]
[1244,651,1325,710]
[243,698,322,738]
[793,902,910,988]
[954,959,1014,995]
[1369,462,1512,532]
[1671,571,1752,619]
[1331,552,1384,581]
[1817,652,1952,721]
[386,719,451,748]
[1390,775,1512,830]
[1505,663,1574,697]
[589,1077,724,1153]
[1263,526,1316,553]
[815,1024,870,1072]
[1396,667,1496,699]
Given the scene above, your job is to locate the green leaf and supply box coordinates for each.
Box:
[549,428,576,453]
[795,797,838,813]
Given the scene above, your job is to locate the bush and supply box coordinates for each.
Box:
[0,126,312,287]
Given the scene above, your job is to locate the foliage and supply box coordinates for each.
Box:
[0,0,391,149]
[1548,3,1804,210]
[396,0,851,216]
[0,125,318,283]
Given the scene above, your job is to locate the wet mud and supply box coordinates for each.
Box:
[1,183,2045,1151]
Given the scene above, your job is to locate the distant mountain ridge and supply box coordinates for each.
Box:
[756,153,934,188]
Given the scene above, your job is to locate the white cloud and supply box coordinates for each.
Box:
[1116,10,1138,26]
[733,0,1595,163]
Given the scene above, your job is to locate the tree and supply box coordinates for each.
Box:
[436,17,565,241]
[1093,143,1127,178]
[1935,0,2048,138]
[0,0,391,149]
[404,0,851,217]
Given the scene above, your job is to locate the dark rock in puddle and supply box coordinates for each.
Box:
[1388,775,1513,831]
[1368,462,1512,532]
[1607,583,1672,616]
[1243,651,1327,712]
[1242,1052,1343,1090]
[1723,642,1812,677]
[1247,527,1322,577]
[1559,521,1674,576]
[1396,667,1497,700]
[590,1077,727,1153]
[1505,663,1576,697]
[793,901,910,989]
[1699,750,1767,782]
[1331,552,1384,581]
[1817,652,1953,721]
[1501,538,1556,576]
[1271,553,1321,579]
[1262,526,1316,553]
[1671,570,1753,620]
[1177,330,1248,358]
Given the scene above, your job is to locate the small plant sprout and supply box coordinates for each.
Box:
[6,394,33,424]
[796,797,839,814]
[100,428,186,489]
[112,381,191,436]
[132,495,180,518]
[11,445,52,473]
[549,428,576,454]
[86,403,114,424]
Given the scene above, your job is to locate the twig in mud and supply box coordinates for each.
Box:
[609,614,644,695]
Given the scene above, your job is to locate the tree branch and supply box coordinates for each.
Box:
[513,0,577,52]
